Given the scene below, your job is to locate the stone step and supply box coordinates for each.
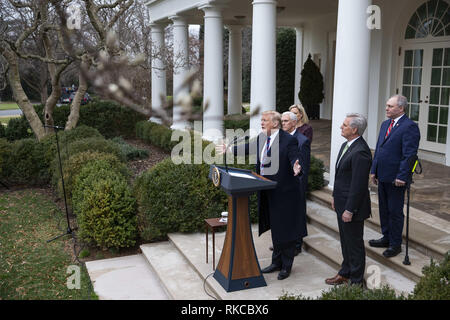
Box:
[167,228,343,299]
[85,254,170,300]
[306,200,431,283]
[303,224,416,296]
[140,242,218,300]
[309,189,450,261]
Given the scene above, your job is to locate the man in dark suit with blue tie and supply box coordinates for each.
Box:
[369,95,420,258]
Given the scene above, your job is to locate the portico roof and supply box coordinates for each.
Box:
[145,0,338,26]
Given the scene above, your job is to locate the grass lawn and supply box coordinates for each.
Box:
[0,102,19,110]
[0,189,97,300]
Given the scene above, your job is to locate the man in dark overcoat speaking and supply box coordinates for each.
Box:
[218,110,303,280]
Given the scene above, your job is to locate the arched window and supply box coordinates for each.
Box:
[405,0,450,39]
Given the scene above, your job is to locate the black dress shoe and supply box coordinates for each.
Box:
[269,246,274,251]
[261,264,281,273]
[294,247,302,256]
[369,238,390,248]
[277,269,290,280]
[383,246,401,258]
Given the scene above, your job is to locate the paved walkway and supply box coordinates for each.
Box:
[309,120,450,222]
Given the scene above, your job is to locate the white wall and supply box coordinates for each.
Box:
[302,13,337,120]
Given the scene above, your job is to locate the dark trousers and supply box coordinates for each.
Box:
[295,238,303,250]
[378,182,405,247]
[272,240,296,272]
[336,216,365,284]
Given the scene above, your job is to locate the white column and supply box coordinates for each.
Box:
[250,0,277,136]
[227,25,243,115]
[150,23,166,124]
[200,5,224,142]
[169,15,190,130]
[329,0,372,188]
[294,27,304,105]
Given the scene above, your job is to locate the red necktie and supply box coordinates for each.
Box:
[385,119,395,139]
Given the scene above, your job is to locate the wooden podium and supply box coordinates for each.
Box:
[209,165,277,292]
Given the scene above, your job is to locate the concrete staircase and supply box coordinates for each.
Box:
[134,189,449,299]
[87,188,450,300]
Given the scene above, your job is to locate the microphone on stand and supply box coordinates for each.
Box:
[224,135,248,173]
[44,124,64,130]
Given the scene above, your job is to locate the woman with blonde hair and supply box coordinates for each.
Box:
[289,104,313,143]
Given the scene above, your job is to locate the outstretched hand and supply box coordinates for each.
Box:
[293,160,302,176]
[215,144,227,156]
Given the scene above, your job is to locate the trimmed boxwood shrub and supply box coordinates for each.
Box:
[412,253,450,300]
[40,125,103,169]
[224,115,250,132]
[279,284,406,300]
[5,117,34,141]
[0,123,5,138]
[134,159,229,241]
[59,137,126,163]
[55,151,129,208]
[4,138,47,185]
[50,136,125,184]
[0,138,12,179]
[134,120,325,241]
[280,254,450,300]
[135,121,177,152]
[75,101,147,138]
[72,160,137,249]
[308,156,326,194]
[4,101,146,142]
[110,137,149,161]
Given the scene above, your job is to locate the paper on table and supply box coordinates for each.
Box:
[228,171,257,180]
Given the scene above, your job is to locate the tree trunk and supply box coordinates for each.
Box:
[65,56,90,130]
[1,44,46,140]
[40,63,48,105]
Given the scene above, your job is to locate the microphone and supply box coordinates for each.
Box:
[44,125,64,130]
[223,135,248,173]
[229,134,248,147]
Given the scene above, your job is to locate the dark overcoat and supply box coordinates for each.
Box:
[235,130,302,245]
[293,130,310,238]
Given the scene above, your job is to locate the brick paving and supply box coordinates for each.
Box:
[309,120,450,222]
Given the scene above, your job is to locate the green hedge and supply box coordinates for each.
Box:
[73,160,137,249]
[412,252,449,300]
[40,125,103,170]
[134,160,227,241]
[280,253,450,300]
[4,100,147,141]
[4,117,33,141]
[134,121,324,242]
[276,28,296,113]
[0,138,47,185]
[0,123,5,138]
[0,138,12,178]
[308,156,325,194]
[279,284,406,300]
[136,121,177,152]
[55,151,129,208]
[110,137,149,161]
[224,115,250,132]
